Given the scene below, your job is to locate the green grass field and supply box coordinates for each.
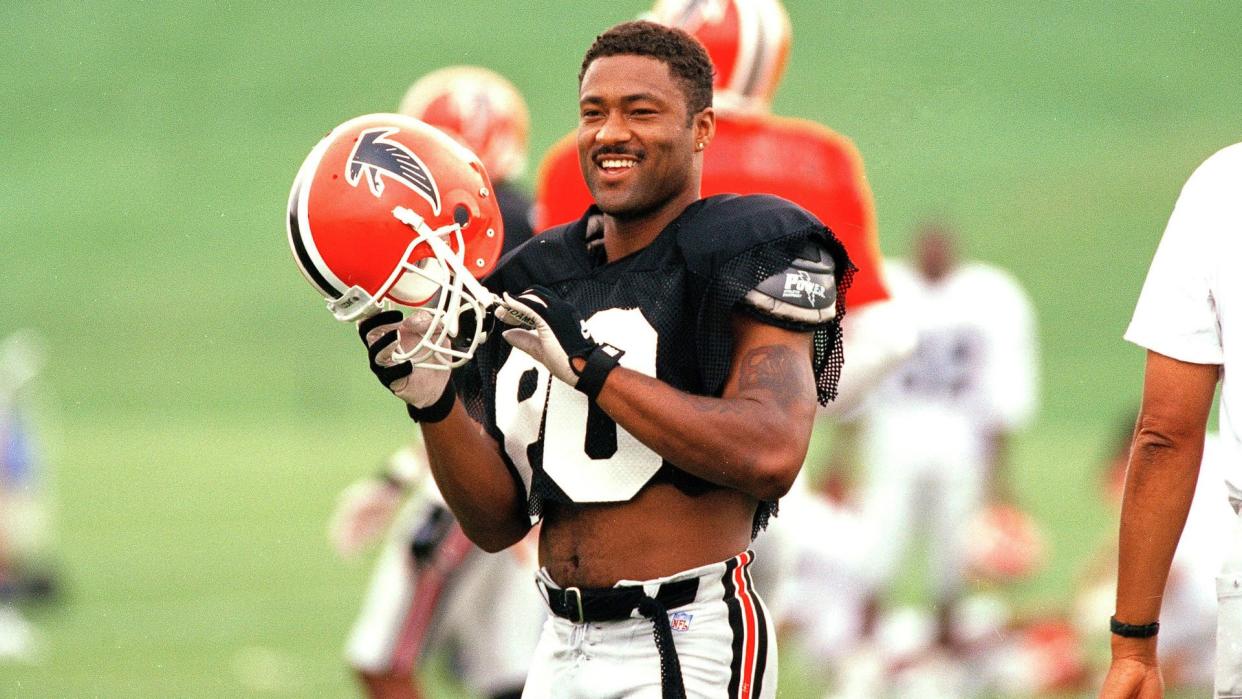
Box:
[2,1,1240,695]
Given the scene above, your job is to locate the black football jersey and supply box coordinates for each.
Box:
[455,194,854,532]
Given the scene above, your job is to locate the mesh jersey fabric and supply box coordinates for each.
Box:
[455,193,853,535]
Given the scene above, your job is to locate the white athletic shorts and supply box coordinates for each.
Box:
[523,550,777,699]
[344,498,545,696]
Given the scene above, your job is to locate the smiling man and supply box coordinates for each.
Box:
[359,20,852,698]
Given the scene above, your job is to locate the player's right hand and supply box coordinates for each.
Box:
[328,477,405,558]
[357,309,452,408]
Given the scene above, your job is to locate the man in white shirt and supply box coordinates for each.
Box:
[1102,143,1242,699]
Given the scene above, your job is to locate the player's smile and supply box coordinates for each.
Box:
[592,148,644,181]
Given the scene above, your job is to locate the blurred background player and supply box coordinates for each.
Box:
[833,222,1040,696]
[399,66,535,252]
[331,446,543,699]
[328,66,541,699]
[0,329,57,662]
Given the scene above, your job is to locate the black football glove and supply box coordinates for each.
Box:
[357,310,455,422]
[495,285,624,400]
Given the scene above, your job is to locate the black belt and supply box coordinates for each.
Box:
[542,578,698,699]
[543,578,698,623]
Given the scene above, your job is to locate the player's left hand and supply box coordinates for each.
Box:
[495,286,622,397]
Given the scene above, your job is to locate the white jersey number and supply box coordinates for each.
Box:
[494,307,663,504]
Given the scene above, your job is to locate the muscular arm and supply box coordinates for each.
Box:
[588,313,817,501]
[420,403,531,553]
[1101,350,1218,696]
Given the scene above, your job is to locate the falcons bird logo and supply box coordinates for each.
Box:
[345,127,442,215]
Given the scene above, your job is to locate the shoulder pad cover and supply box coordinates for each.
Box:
[677,194,824,277]
[742,240,837,326]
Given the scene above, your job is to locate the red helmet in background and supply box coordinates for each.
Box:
[287,113,504,367]
[646,0,791,113]
[964,504,1048,584]
[398,66,530,183]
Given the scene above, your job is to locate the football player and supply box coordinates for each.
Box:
[298,20,853,698]
[332,446,543,699]
[534,0,914,417]
[0,330,51,662]
[837,223,1039,695]
[532,4,914,647]
[532,6,914,635]
[327,67,542,699]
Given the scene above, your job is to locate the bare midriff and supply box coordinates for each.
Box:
[537,480,757,588]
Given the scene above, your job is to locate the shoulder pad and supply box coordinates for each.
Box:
[741,240,837,326]
[677,194,824,277]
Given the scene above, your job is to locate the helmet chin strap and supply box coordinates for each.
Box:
[326,286,385,323]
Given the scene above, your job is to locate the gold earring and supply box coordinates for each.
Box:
[695,142,704,151]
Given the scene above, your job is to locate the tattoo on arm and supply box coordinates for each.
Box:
[684,344,811,415]
[737,345,811,410]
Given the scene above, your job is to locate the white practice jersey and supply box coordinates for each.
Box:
[1126,142,1242,471]
[1125,143,1242,696]
[862,259,1038,438]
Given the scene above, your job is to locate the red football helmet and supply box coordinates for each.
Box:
[287,113,504,368]
[646,0,792,113]
[398,66,530,184]
[964,504,1048,583]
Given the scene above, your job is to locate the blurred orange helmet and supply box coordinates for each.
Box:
[964,504,1048,583]
[646,0,791,113]
[398,66,530,183]
[997,618,1090,694]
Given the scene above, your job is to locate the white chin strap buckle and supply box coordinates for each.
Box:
[328,287,383,323]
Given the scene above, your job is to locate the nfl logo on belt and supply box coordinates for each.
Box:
[669,612,693,632]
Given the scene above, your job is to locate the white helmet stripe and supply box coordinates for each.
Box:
[750,0,789,100]
[288,132,348,299]
[286,173,339,300]
[729,0,762,97]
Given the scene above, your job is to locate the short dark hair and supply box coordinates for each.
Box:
[579,20,714,120]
